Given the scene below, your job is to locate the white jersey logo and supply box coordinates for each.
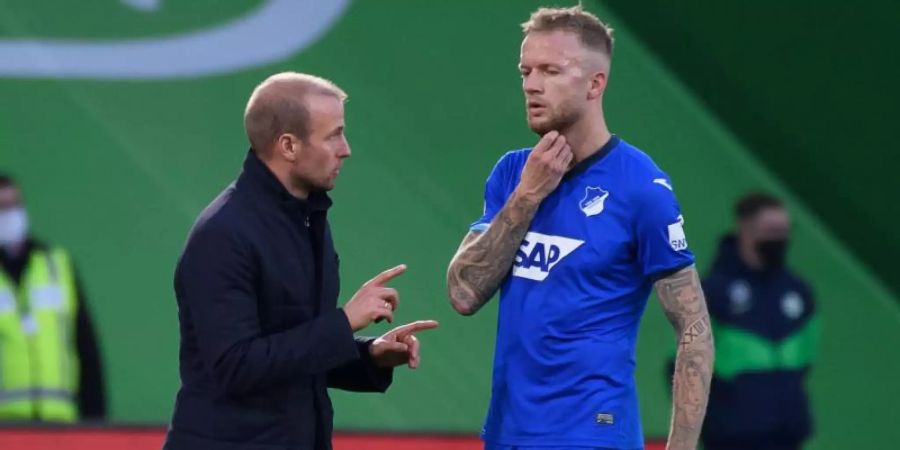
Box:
[579,186,609,217]
[512,232,584,281]
[653,178,673,191]
[668,215,689,251]
[781,292,805,319]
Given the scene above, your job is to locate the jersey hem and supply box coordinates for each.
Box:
[482,433,643,449]
[646,260,695,282]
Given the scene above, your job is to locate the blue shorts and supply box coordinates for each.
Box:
[485,445,637,450]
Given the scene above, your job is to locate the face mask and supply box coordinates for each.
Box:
[0,207,29,247]
[756,239,789,270]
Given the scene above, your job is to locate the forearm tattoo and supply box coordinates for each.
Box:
[655,266,714,450]
[447,192,539,315]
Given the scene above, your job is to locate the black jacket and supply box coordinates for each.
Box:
[164,152,392,450]
[701,235,816,446]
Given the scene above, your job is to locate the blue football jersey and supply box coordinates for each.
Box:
[471,136,695,448]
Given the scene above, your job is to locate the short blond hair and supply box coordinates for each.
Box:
[243,72,347,153]
[522,5,614,57]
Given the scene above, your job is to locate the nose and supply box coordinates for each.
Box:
[338,142,351,159]
[523,72,542,95]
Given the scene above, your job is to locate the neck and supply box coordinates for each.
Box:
[283,181,309,200]
[261,157,309,200]
[562,108,611,163]
[1,240,27,259]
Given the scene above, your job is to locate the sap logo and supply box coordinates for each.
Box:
[579,186,609,217]
[513,232,584,281]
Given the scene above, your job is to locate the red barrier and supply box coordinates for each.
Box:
[0,427,667,450]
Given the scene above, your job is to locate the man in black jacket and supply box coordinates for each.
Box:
[163,72,438,450]
[700,193,819,450]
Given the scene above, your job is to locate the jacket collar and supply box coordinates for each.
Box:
[237,150,332,213]
[712,234,786,278]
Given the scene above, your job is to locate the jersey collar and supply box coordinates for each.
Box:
[563,134,620,181]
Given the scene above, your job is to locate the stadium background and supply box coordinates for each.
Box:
[1,0,898,449]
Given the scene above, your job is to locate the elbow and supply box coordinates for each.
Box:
[446,275,479,316]
[447,285,478,316]
[447,259,492,316]
[450,297,478,316]
[208,348,256,396]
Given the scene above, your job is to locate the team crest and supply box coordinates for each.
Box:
[579,186,609,217]
[781,292,805,319]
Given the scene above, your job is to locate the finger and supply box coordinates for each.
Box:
[372,299,394,324]
[405,335,420,369]
[382,341,408,353]
[549,135,568,158]
[390,320,440,338]
[374,308,395,324]
[377,287,399,310]
[534,130,560,153]
[556,144,572,166]
[562,148,575,170]
[367,264,407,287]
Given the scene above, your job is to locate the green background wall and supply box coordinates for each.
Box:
[0,1,897,449]
[605,0,900,298]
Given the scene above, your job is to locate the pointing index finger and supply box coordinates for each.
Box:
[367,264,407,287]
[392,320,440,338]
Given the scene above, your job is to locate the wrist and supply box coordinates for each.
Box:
[510,187,543,209]
[341,308,361,332]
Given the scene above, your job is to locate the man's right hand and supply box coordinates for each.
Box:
[343,264,406,331]
[514,131,573,202]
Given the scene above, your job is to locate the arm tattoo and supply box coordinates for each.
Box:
[446,191,539,315]
[655,266,714,450]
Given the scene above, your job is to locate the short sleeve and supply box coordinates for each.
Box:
[634,177,695,280]
[470,152,516,232]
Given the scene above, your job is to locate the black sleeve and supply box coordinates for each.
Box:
[74,272,107,420]
[180,223,361,396]
[326,337,393,393]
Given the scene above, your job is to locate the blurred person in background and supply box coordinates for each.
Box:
[0,174,106,422]
[700,193,819,450]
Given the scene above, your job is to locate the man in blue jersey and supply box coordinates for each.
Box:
[447,6,714,450]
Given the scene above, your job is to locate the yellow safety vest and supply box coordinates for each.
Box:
[0,247,79,422]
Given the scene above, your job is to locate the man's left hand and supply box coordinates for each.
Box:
[369,320,439,369]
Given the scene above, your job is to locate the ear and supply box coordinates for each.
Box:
[275,133,302,162]
[587,70,608,100]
